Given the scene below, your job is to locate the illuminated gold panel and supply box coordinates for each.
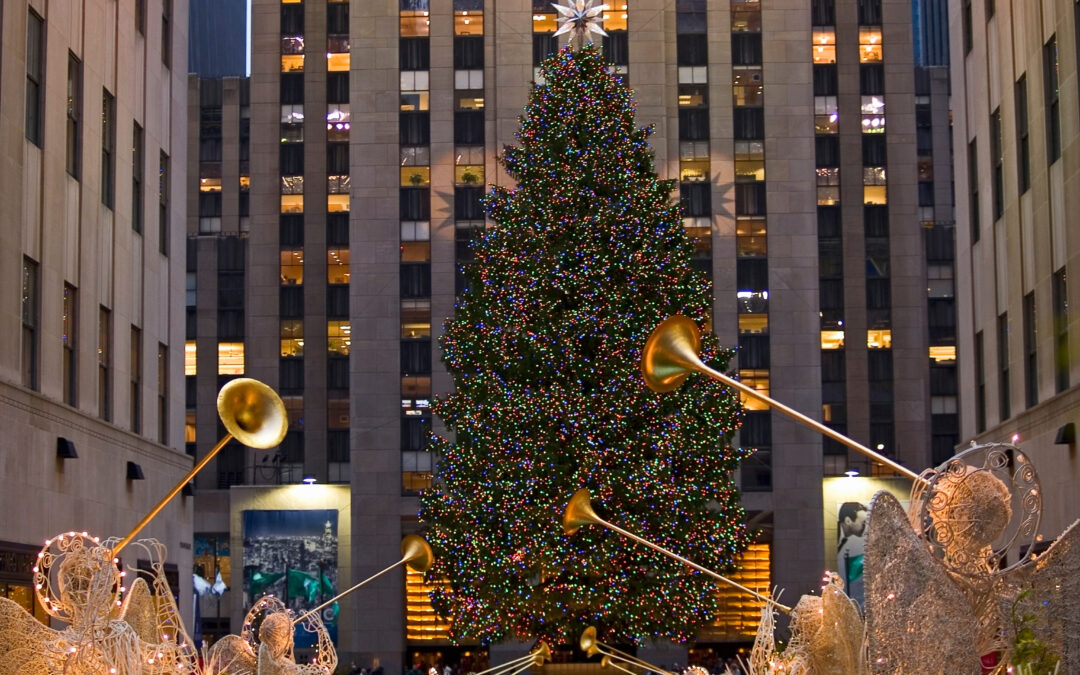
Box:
[821,330,845,350]
[281,195,304,214]
[532,13,557,33]
[200,177,222,192]
[602,3,628,31]
[327,194,350,213]
[327,53,350,72]
[738,370,769,410]
[454,11,483,35]
[401,11,430,37]
[454,165,484,185]
[930,345,956,362]
[867,329,892,349]
[402,166,431,186]
[185,340,197,376]
[698,543,771,641]
[405,567,452,642]
[218,343,245,375]
[281,54,304,72]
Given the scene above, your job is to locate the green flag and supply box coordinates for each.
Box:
[249,571,284,596]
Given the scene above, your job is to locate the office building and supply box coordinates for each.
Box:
[0,0,192,625]
[186,0,956,667]
[189,0,249,77]
[952,0,1080,540]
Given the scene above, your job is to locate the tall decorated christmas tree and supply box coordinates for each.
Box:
[418,42,751,645]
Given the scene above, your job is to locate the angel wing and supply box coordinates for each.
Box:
[864,491,982,674]
[0,596,57,660]
[1004,518,1080,671]
[114,577,160,644]
[205,634,257,675]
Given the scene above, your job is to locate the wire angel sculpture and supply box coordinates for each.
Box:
[864,442,1080,674]
[0,532,200,675]
[204,595,337,675]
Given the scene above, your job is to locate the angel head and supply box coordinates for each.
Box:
[34,532,121,623]
[258,611,295,660]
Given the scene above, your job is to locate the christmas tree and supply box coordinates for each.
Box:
[419,45,751,645]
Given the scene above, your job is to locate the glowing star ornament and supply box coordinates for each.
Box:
[551,0,609,46]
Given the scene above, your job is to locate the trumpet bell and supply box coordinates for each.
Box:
[579,626,599,657]
[217,378,289,449]
[600,656,612,669]
[401,535,435,573]
[533,643,551,665]
[563,489,600,535]
[640,315,705,393]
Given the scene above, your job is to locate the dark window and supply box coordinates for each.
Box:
[739,412,771,491]
[858,0,882,25]
[280,286,304,318]
[968,139,980,243]
[327,286,349,318]
[735,183,766,216]
[533,34,558,65]
[860,64,884,95]
[401,417,431,452]
[455,187,485,220]
[998,313,1010,421]
[327,3,348,33]
[738,335,770,369]
[1053,268,1069,392]
[818,239,842,278]
[136,0,145,34]
[680,183,711,217]
[327,356,349,390]
[1023,292,1037,408]
[66,53,82,178]
[811,0,835,25]
[603,32,629,66]
[400,264,431,298]
[814,65,838,96]
[327,143,348,175]
[161,0,171,67]
[866,279,891,310]
[159,152,169,256]
[677,34,707,66]
[863,135,887,165]
[924,224,954,262]
[734,108,764,140]
[22,258,39,390]
[280,73,303,104]
[327,213,349,246]
[986,0,995,19]
[1044,36,1061,163]
[676,0,707,33]
[198,192,222,218]
[63,284,77,405]
[990,108,1003,220]
[818,206,841,236]
[454,110,484,144]
[400,37,429,70]
[400,188,430,220]
[454,36,483,69]
[99,307,111,421]
[25,10,44,146]
[279,359,304,394]
[130,326,142,434]
[327,72,348,103]
[928,298,956,343]
[816,136,839,167]
[1016,75,1030,193]
[736,258,768,292]
[328,430,349,465]
[401,340,432,374]
[132,123,144,233]
[280,144,303,175]
[281,4,303,34]
[732,33,762,66]
[101,90,115,208]
[865,206,888,236]
[678,109,709,140]
[975,331,986,431]
[280,215,304,246]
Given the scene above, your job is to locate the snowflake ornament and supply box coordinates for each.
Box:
[552,0,609,47]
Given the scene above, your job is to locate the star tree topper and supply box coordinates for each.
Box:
[552,0,609,47]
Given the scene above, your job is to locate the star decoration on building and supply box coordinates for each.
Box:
[552,0,609,47]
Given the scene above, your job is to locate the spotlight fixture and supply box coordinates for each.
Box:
[844,469,859,478]
[1056,422,1075,445]
[127,461,146,481]
[181,482,195,497]
[302,475,317,485]
[56,437,78,459]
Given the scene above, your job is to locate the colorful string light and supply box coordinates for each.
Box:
[418,46,752,646]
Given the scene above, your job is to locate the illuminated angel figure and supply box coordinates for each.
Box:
[0,532,200,675]
[864,442,1080,674]
[205,596,336,675]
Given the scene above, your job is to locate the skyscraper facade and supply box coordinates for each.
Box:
[0,0,193,625]
[187,0,954,667]
[189,0,249,77]
[952,0,1080,538]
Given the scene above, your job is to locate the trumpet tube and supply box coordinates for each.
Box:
[565,491,791,613]
[469,650,548,675]
[294,535,433,626]
[642,316,921,482]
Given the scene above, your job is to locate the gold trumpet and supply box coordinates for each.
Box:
[641,315,921,482]
[112,377,289,556]
[468,643,551,675]
[293,535,434,626]
[564,489,791,613]
[582,627,677,675]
